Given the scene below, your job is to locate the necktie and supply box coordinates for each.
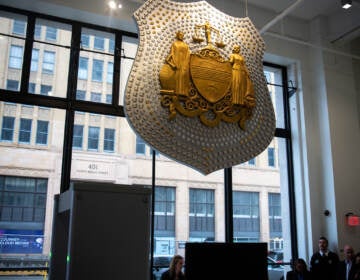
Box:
[346,261,352,280]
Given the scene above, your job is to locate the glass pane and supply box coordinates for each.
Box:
[0,12,27,37]
[29,19,71,98]
[70,112,152,187]
[264,66,285,129]
[119,36,138,106]
[1,116,15,141]
[153,158,224,278]
[0,26,25,90]
[0,102,65,253]
[35,19,71,45]
[77,28,115,104]
[232,136,287,280]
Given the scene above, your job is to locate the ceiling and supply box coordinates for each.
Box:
[2,0,360,44]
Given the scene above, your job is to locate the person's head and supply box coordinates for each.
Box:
[232,45,240,53]
[355,252,360,264]
[176,31,184,40]
[343,245,354,261]
[294,258,307,273]
[318,236,329,252]
[169,255,184,276]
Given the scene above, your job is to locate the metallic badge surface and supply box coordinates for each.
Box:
[125,0,276,175]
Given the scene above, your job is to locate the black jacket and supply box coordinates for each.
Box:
[286,270,313,280]
[336,259,357,280]
[310,251,339,280]
[160,269,186,280]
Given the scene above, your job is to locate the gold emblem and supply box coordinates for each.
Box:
[159,22,256,129]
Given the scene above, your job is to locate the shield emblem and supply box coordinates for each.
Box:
[190,54,232,103]
[124,0,276,175]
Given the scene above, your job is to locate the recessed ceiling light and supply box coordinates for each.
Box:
[118,3,122,9]
[108,1,117,9]
[341,0,352,9]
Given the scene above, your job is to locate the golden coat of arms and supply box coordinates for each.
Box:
[125,0,276,174]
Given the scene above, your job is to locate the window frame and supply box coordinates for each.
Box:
[9,45,24,69]
[35,120,49,145]
[1,116,16,142]
[103,128,115,152]
[0,5,298,272]
[18,118,32,143]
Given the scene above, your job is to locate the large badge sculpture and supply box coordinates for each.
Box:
[125,0,276,175]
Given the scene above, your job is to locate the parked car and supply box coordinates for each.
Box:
[268,256,285,280]
[152,255,172,280]
[268,250,284,263]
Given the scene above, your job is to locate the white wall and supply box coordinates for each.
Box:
[263,16,360,258]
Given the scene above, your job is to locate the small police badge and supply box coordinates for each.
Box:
[125,0,276,175]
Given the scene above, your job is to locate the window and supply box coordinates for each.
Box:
[19,118,32,143]
[31,49,39,71]
[94,36,104,50]
[189,188,215,241]
[45,26,57,41]
[12,20,26,35]
[81,34,90,48]
[155,186,175,233]
[28,83,36,94]
[9,45,23,69]
[108,38,115,54]
[92,59,103,82]
[1,116,15,142]
[0,10,296,273]
[36,120,49,145]
[107,62,113,84]
[90,92,101,103]
[73,125,84,149]
[88,126,100,151]
[0,176,47,223]
[233,191,260,242]
[268,193,282,241]
[42,51,55,74]
[248,158,255,165]
[268,147,275,167]
[154,186,176,256]
[78,57,88,80]
[76,90,86,101]
[40,85,52,96]
[34,24,41,39]
[104,128,115,152]
[7,80,19,91]
[106,94,112,104]
[136,136,146,155]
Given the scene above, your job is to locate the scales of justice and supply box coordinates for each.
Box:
[159,21,256,129]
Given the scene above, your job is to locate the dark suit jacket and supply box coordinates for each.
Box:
[310,251,339,280]
[286,270,313,280]
[336,260,357,280]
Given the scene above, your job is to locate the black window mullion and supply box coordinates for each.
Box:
[281,67,298,260]
[20,14,35,94]
[112,31,122,109]
[225,167,233,243]
[59,23,81,193]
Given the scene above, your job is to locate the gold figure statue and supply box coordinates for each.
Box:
[193,21,225,48]
[229,45,255,108]
[161,31,191,96]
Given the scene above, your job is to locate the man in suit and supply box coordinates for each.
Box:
[310,236,339,280]
[336,245,356,280]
